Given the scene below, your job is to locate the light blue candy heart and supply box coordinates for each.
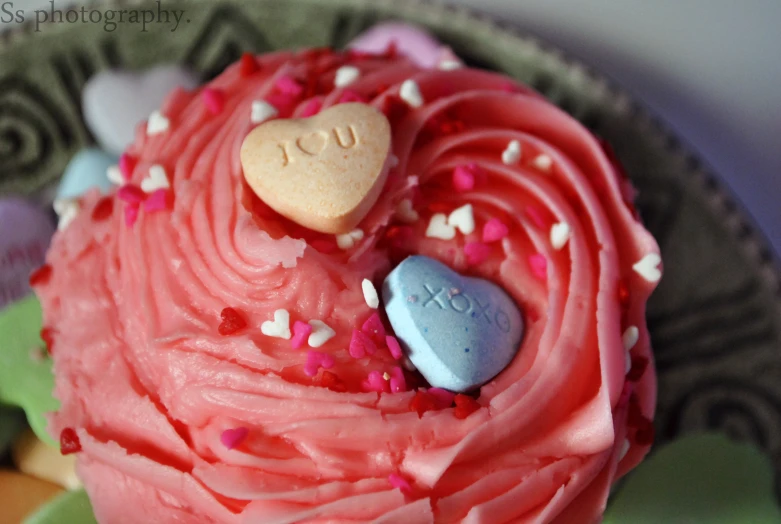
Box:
[383,255,523,392]
[57,148,118,200]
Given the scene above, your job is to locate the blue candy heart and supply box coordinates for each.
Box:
[382,255,523,392]
[57,148,118,200]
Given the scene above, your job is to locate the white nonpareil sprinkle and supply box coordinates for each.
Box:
[106,165,123,185]
[261,309,291,339]
[308,320,335,347]
[336,229,364,250]
[396,199,419,223]
[334,65,361,87]
[53,198,80,231]
[550,222,571,250]
[447,203,475,235]
[140,165,170,193]
[362,278,380,309]
[399,79,423,108]
[251,100,278,124]
[146,110,170,135]
[438,59,462,71]
[533,154,553,172]
[501,140,521,165]
[623,326,640,351]
[632,253,662,282]
[426,213,455,240]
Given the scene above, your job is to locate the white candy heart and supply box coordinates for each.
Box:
[550,222,571,250]
[336,229,364,250]
[501,140,521,165]
[146,110,170,136]
[632,253,662,282]
[140,165,170,193]
[623,325,639,351]
[362,278,379,309]
[53,198,80,231]
[426,213,455,240]
[106,165,124,186]
[261,309,291,339]
[399,79,423,108]
[334,65,360,87]
[533,154,553,172]
[447,204,475,235]
[396,199,419,223]
[251,100,278,124]
[308,320,336,348]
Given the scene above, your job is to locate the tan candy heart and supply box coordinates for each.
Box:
[240,103,392,234]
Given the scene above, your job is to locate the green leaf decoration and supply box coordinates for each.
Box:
[24,489,96,524]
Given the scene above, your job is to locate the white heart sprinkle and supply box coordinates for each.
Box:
[619,438,631,460]
[501,140,521,165]
[438,59,462,71]
[53,198,80,231]
[362,278,379,309]
[146,110,169,135]
[308,320,335,347]
[632,253,662,282]
[447,204,475,235]
[336,229,364,250]
[251,100,278,124]
[261,309,291,339]
[396,199,419,223]
[533,154,553,172]
[106,165,124,185]
[140,165,170,193]
[622,326,640,351]
[426,213,456,240]
[334,65,360,87]
[399,79,423,108]
[550,222,571,250]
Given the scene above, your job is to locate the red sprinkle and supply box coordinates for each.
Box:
[220,427,248,450]
[428,388,456,409]
[291,320,313,350]
[627,355,649,382]
[117,184,145,205]
[91,197,114,221]
[361,312,386,344]
[218,307,247,336]
[454,394,481,419]
[317,370,347,392]
[464,242,491,265]
[202,87,225,115]
[452,165,475,192]
[29,264,52,287]
[118,153,137,181]
[528,253,548,281]
[59,428,81,455]
[40,327,55,354]
[239,52,260,76]
[410,390,437,417]
[482,218,509,243]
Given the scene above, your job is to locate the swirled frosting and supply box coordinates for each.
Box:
[36,48,659,523]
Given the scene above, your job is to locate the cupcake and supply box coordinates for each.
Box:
[33,44,660,523]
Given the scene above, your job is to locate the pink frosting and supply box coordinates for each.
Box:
[36,48,659,523]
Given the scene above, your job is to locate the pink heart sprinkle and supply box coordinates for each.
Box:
[362,370,390,393]
[124,205,139,227]
[275,75,303,97]
[388,473,412,494]
[304,350,333,376]
[300,99,323,117]
[142,189,169,212]
[482,218,509,242]
[202,87,225,115]
[385,335,403,360]
[452,165,475,192]
[361,312,386,344]
[291,320,313,349]
[529,253,548,280]
[118,153,135,181]
[389,366,406,393]
[464,242,491,265]
[349,329,377,358]
[428,387,455,408]
[117,184,145,204]
[220,427,248,450]
[524,205,548,229]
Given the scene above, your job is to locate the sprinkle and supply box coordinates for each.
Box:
[454,394,481,419]
[632,253,662,283]
[361,312,386,343]
[260,309,291,339]
[428,388,455,408]
[524,205,547,229]
[383,372,391,380]
[395,199,419,223]
[117,184,145,204]
[452,165,475,192]
[218,307,247,336]
[385,335,403,360]
[251,100,278,124]
[91,197,114,221]
[464,242,491,265]
[533,154,553,172]
[275,75,304,97]
[143,189,169,212]
[317,370,347,392]
[410,390,437,416]
[336,229,364,250]
[447,204,475,235]
[146,110,169,135]
[300,99,322,117]
[334,65,360,87]
[425,213,456,240]
[141,165,170,193]
[220,427,248,450]
[53,199,79,231]
[362,279,379,309]
[619,438,631,460]
[118,153,137,181]
[623,326,639,351]
[202,87,225,115]
[40,327,55,354]
[482,218,509,243]
[305,350,335,377]
[349,329,377,358]
[308,320,336,347]
[106,165,123,185]
[124,205,139,227]
[362,370,390,392]
[389,366,407,393]
[550,222,571,250]
[438,59,462,71]
[399,79,423,108]
[388,473,412,494]
[59,428,81,455]
[239,52,260,76]
[501,140,522,165]
[529,253,548,280]
[29,264,52,287]
[339,90,367,104]
[291,321,313,349]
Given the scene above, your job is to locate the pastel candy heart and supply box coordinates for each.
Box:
[382,255,523,392]
[83,65,198,155]
[0,199,55,311]
[57,148,118,200]
[240,103,392,234]
[349,22,455,69]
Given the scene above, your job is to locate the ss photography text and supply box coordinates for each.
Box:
[1,1,188,33]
